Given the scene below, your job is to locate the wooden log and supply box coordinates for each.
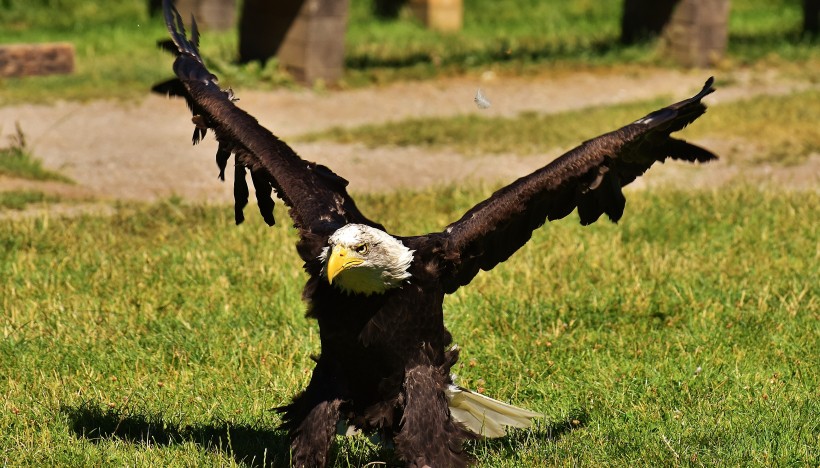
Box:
[0,43,75,78]
[409,0,463,32]
[662,0,730,67]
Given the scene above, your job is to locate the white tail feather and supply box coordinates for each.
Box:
[336,384,540,439]
[445,385,541,438]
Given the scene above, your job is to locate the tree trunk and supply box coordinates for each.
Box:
[154,0,236,30]
[662,0,730,67]
[373,0,408,19]
[805,0,819,36]
[620,0,679,44]
[239,0,350,85]
[238,0,305,63]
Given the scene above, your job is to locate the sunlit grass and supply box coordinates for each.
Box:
[0,191,61,210]
[696,89,820,165]
[301,87,820,166]
[0,126,72,182]
[1,186,817,466]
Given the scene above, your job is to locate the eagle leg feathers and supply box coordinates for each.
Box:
[288,399,342,468]
[395,360,476,468]
[278,358,349,468]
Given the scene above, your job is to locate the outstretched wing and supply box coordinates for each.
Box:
[437,78,716,293]
[160,0,381,259]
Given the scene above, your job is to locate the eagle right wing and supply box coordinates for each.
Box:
[436,78,717,294]
[160,0,382,259]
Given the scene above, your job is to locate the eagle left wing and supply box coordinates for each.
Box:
[436,78,716,294]
[158,1,382,258]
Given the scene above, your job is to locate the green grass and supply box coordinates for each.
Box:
[0,191,61,210]
[0,1,292,105]
[701,88,820,165]
[345,0,819,83]
[1,186,817,466]
[301,87,820,165]
[0,4,169,105]
[344,0,651,82]
[0,126,73,182]
[0,0,817,104]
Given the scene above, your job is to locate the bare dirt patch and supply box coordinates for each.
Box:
[1,67,817,219]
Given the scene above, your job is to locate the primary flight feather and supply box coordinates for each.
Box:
[159,2,716,466]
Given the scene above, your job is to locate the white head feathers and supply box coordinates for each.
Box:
[319,224,414,295]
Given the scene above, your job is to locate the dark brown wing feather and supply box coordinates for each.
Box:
[438,78,717,293]
[161,1,381,258]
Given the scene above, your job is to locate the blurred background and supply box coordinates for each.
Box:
[0,0,817,99]
[0,0,817,205]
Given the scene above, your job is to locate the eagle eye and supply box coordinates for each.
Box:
[354,243,368,255]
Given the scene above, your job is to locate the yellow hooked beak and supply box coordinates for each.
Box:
[327,245,364,284]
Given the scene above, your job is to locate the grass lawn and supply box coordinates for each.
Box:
[0,191,61,211]
[1,185,817,466]
[299,87,820,166]
[0,125,73,183]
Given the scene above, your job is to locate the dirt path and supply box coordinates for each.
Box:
[1,67,817,211]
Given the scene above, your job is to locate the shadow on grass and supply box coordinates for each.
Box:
[469,407,588,459]
[63,403,584,466]
[62,403,291,467]
[723,27,820,64]
[345,36,631,70]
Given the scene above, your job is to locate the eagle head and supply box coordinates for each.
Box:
[319,224,414,295]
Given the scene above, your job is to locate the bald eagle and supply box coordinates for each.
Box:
[159,2,716,466]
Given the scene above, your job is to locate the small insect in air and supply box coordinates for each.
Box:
[474,88,491,109]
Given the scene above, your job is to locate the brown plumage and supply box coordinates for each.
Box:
[159,1,717,466]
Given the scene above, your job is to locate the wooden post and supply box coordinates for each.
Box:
[172,0,236,30]
[239,0,350,85]
[0,43,75,78]
[409,0,463,32]
[662,0,730,67]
